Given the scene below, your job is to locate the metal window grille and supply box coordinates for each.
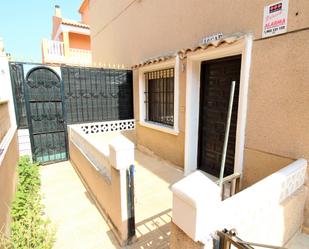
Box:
[144,68,174,127]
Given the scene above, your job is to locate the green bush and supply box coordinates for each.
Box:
[1,156,55,249]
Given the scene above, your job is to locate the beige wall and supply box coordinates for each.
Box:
[0,101,10,143]
[242,148,294,188]
[69,141,129,243]
[0,131,18,236]
[0,101,18,236]
[244,30,309,228]
[90,0,309,168]
[90,0,309,66]
[89,0,309,226]
[246,30,309,162]
[133,60,187,167]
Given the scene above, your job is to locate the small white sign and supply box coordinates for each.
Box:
[201,33,223,45]
[262,0,289,38]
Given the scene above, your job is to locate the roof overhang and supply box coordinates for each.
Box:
[132,33,246,69]
[61,19,90,29]
[55,23,90,40]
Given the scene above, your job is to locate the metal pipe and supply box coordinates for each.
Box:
[126,164,136,241]
[219,81,236,189]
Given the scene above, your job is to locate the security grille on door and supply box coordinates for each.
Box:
[144,68,174,127]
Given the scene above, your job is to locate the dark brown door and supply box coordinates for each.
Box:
[197,55,241,177]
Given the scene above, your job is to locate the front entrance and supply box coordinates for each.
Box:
[24,67,68,164]
[197,55,241,177]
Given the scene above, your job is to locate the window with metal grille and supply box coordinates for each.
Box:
[144,68,174,127]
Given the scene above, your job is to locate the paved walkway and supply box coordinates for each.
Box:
[40,150,183,249]
[286,232,309,249]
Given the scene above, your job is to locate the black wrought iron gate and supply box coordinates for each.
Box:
[24,67,68,164]
[10,62,134,165]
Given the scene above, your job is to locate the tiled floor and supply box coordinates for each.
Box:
[286,232,309,249]
[40,149,183,249]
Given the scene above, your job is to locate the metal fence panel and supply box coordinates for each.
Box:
[61,66,134,124]
[9,62,28,128]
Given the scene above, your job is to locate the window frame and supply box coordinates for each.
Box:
[144,68,175,127]
[138,57,179,135]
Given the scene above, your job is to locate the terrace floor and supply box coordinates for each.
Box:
[40,149,183,249]
[286,232,309,249]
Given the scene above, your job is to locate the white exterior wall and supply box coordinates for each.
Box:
[17,129,31,158]
[0,53,16,127]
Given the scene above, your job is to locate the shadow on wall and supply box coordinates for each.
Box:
[120,130,136,145]
[84,190,95,205]
[107,209,172,249]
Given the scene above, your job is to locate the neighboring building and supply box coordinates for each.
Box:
[0,41,19,237]
[42,3,91,65]
[89,0,309,240]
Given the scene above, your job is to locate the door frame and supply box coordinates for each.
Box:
[197,55,242,177]
[184,34,253,176]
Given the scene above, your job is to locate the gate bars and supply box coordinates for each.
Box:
[61,66,133,124]
[9,63,134,128]
[24,67,68,164]
[9,63,28,128]
[9,62,134,165]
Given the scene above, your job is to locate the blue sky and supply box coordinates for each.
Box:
[0,0,82,62]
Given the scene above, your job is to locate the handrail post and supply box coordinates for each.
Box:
[219,81,236,192]
[217,229,287,249]
[126,164,136,241]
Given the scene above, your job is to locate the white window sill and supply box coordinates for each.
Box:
[139,121,179,136]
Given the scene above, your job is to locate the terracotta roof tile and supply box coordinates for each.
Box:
[133,33,245,69]
[177,34,243,58]
[132,55,175,69]
[62,19,90,29]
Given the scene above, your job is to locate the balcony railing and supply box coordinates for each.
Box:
[42,39,92,65]
[68,48,92,65]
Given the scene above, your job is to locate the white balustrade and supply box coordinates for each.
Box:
[45,40,65,62]
[42,39,92,65]
[68,48,92,65]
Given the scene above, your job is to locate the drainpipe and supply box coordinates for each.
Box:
[218,81,236,191]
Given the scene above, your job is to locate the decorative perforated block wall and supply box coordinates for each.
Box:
[78,119,135,135]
